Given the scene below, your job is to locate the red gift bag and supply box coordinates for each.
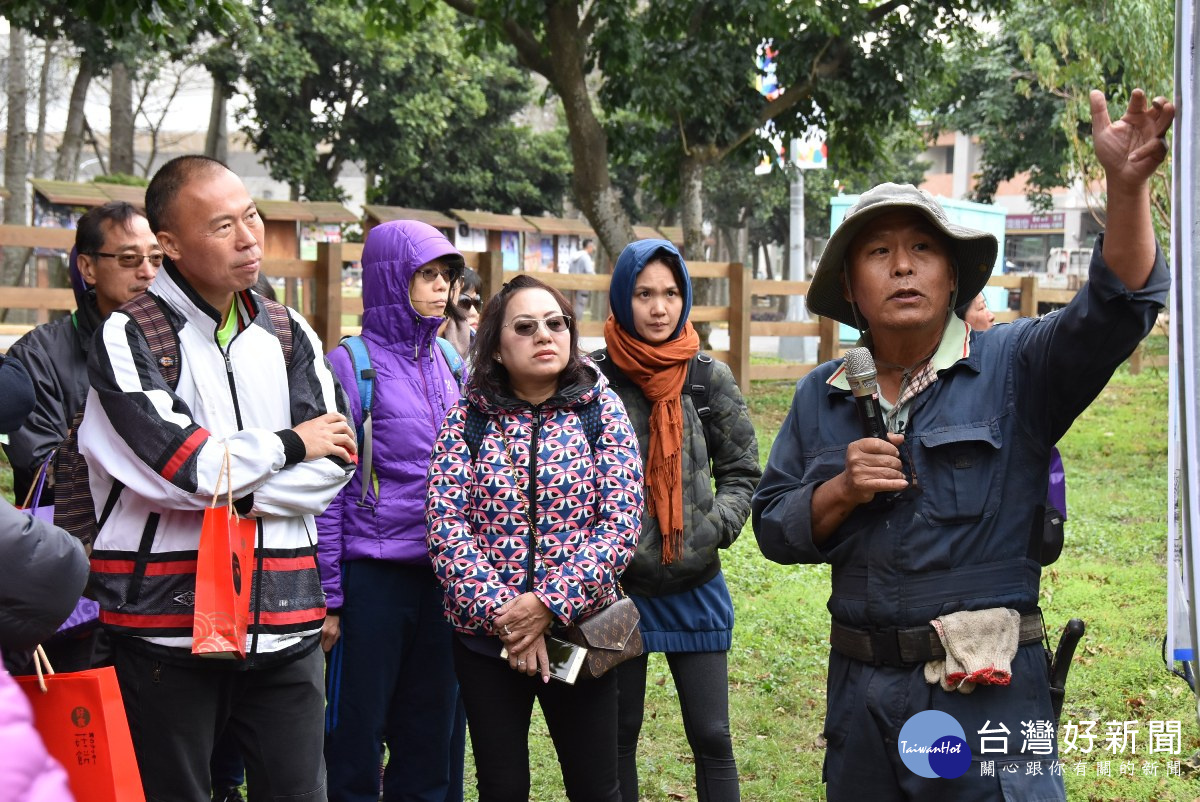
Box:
[15,647,146,802]
[192,447,257,658]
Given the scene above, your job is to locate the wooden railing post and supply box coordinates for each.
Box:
[817,315,839,364]
[478,250,505,304]
[314,242,344,352]
[1019,275,1037,319]
[727,262,751,392]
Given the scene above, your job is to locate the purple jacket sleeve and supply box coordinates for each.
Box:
[315,346,361,612]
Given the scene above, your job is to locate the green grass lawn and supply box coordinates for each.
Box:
[5,355,1197,800]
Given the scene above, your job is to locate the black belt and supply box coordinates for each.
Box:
[830,611,1044,668]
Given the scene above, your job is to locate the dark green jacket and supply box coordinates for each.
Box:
[594,352,760,596]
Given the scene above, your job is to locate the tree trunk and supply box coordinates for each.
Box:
[543,3,634,265]
[55,53,94,181]
[204,81,228,163]
[679,155,713,347]
[34,39,53,179]
[109,60,135,175]
[5,28,29,225]
[3,27,31,320]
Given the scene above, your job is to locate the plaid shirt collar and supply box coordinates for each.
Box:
[829,313,973,413]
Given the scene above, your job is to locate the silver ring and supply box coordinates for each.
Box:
[503,624,512,635]
[517,660,525,666]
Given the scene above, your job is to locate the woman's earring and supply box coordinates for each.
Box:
[494,354,502,363]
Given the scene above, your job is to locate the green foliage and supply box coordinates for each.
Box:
[93,174,148,187]
[935,30,1071,209]
[370,62,571,215]
[699,123,928,262]
[935,0,1173,233]
[597,1,1003,235]
[239,1,568,211]
[1,0,242,38]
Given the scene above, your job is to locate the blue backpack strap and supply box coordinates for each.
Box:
[437,337,465,385]
[339,335,375,504]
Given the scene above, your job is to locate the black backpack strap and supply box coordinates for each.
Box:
[686,352,714,422]
[123,293,181,388]
[578,397,604,454]
[262,298,295,367]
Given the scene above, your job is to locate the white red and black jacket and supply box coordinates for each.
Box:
[81,261,352,663]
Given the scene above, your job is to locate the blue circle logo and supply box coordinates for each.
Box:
[897,710,972,779]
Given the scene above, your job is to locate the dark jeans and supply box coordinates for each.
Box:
[324,560,463,802]
[453,636,620,802]
[616,651,739,802]
[112,639,326,802]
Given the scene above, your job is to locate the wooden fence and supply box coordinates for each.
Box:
[0,223,1154,390]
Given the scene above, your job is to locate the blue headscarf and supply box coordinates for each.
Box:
[608,239,693,342]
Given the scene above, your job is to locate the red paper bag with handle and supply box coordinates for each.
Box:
[15,646,146,802]
[192,446,257,658]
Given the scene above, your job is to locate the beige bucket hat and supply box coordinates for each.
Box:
[807,183,998,327]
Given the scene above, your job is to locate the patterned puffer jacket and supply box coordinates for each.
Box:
[425,365,643,634]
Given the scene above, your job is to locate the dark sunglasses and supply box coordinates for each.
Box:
[457,296,482,312]
[415,264,463,284]
[505,314,572,337]
[89,251,164,269]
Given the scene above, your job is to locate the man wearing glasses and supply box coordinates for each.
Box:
[753,89,1173,800]
[4,201,160,515]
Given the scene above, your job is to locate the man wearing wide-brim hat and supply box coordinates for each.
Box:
[752,89,1173,800]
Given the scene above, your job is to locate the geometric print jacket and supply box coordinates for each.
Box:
[425,365,644,634]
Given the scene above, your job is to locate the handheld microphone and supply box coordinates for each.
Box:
[843,347,888,440]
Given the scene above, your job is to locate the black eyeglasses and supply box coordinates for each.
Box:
[89,251,164,269]
[415,265,463,284]
[505,315,572,337]
[457,296,482,312]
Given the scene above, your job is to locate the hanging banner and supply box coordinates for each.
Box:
[1165,0,1199,719]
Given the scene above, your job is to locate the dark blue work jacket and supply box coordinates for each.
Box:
[753,237,1169,631]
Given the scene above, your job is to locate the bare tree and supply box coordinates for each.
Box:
[55,49,95,181]
[4,26,31,316]
[205,82,228,162]
[33,38,55,178]
[134,59,206,176]
[109,58,135,174]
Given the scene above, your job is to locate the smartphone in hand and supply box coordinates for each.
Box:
[501,636,588,685]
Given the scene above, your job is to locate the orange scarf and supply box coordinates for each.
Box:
[604,316,700,564]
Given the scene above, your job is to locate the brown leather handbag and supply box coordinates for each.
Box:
[564,597,643,678]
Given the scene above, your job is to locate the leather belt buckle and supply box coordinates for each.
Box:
[868,627,903,667]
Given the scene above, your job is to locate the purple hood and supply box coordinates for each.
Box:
[317,221,465,610]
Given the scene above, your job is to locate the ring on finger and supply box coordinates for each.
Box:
[517,659,525,666]
[503,624,512,635]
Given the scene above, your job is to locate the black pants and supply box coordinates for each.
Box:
[324,561,463,802]
[453,636,619,802]
[616,651,739,802]
[112,640,327,802]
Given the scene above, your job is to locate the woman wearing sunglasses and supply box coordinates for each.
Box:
[595,240,760,802]
[317,220,467,801]
[426,274,644,801]
[439,267,484,366]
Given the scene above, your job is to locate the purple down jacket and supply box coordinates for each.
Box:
[316,221,464,612]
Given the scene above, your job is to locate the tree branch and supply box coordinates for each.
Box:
[714,29,849,162]
[865,0,907,24]
[442,0,551,76]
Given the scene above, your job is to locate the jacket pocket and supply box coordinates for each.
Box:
[918,422,1003,525]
